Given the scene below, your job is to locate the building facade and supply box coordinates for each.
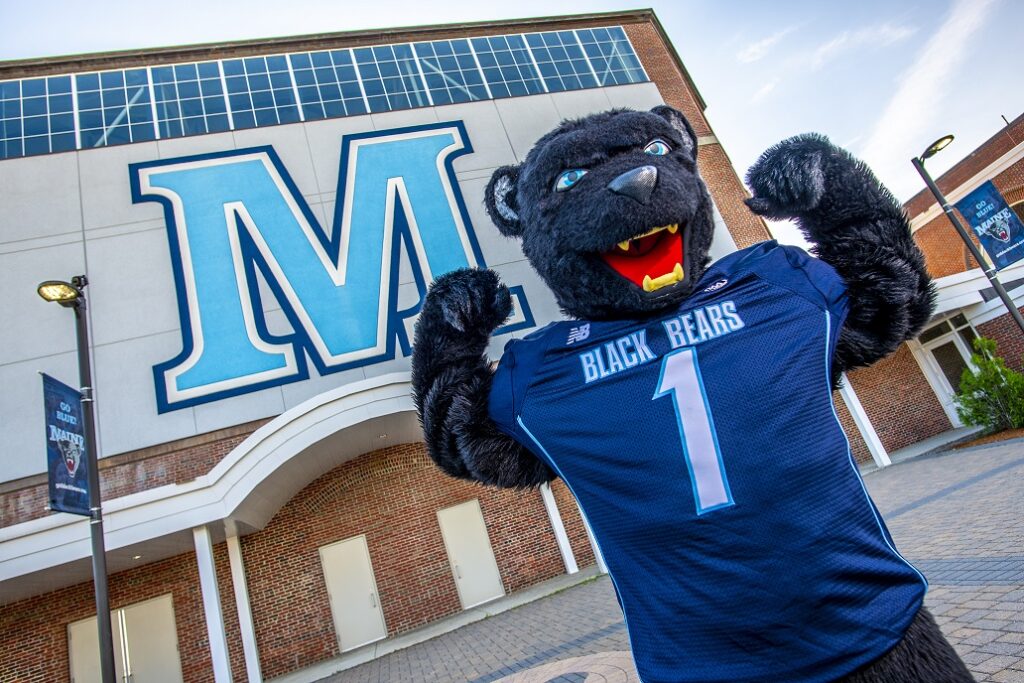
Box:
[2,10,1015,683]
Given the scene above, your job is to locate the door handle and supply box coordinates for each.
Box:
[370,592,377,607]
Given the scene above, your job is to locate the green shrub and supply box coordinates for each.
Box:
[954,336,1024,432]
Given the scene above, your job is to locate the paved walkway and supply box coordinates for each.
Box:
[314,439,1024,683]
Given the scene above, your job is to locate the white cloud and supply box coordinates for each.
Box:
[751,77,781,104]
[736,27,796,63]
[811,22,917,69]
[860,0,998,199]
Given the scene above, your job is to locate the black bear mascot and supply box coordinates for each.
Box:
[411,105,974,683]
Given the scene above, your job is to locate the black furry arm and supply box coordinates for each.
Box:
[411,268,554,488]
[745,135,936,377]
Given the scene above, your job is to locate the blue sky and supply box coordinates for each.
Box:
[2,0,1020,229]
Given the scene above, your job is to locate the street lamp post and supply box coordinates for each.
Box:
[911,136,1024,337]
[37,275,116,683]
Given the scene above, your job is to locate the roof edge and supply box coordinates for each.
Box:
[0,9,658,78]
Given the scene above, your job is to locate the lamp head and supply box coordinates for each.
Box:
[921,134,954,161]
[37,280,82,308]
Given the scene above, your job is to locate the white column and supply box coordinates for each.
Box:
[227,535,263,682]
[539,483,578,574]
[577,503,608,574]
[193,525,233,683]
[839,373,891,468]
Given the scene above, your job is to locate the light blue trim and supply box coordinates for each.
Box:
[823,310,929,590]
[515,415,646,683]
[653,346,735,515]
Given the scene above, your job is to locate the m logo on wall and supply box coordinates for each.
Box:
[131,122,532,413]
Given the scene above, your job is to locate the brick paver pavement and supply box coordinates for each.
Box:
[316,439,1024,683]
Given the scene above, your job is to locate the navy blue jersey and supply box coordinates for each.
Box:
[489,242,926,683]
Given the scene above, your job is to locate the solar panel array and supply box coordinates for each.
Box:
[0,26,646,160]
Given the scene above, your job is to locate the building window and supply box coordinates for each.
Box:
[1011,200,1024,225]
[916,312,980,425]
[0,25,649,160]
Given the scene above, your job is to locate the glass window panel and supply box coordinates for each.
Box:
[129,105,153,122]
[48,76,72,93]
[959,327,979,352]
[180,98,204,117]
[102,89,126,108]
[80,128,103,148]
[198,62,220,78]
[24,135,50,155]
[1,81,20,99]
[266,55,287,72]
[24,116,48,136]
[291,53,312,69]
[177,81,200,98]
[206,114,230,132]
[174,64,198,80]
[183,116,206,135]
[340,82,362,99]
[160,118,184,138]
[251,90,274,108]
[249,74,271,91]
[203,96,226,114]
[22,97,47,116]
[373,45,394,61]
[323,100,345,117]
[254,108,277,126]
[23,78,47,97]
[270,72,291,89]
[225,76,247,93]
[99,71,124,89]
[273,89,295,107]
[200,79,222,96]
[76,73,100,91]
[78,91,102,110]
[294,69,316,86]
[277,106,300,124]
[302,102,325,120]
[222,59,245,76]
[50,113,74,133]
[1,99,20,117]
[51,132,76,152]
[105,125,130,145]
[244,57,267,73]
[49,94,73,113]
[312,51,333,67]
[130,123,157,142]
[79,110,103,129]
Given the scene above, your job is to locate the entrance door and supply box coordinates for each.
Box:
[916,312,979,426]
[319,535,387,652]
[437,499,505,609]
[68,594,182,683]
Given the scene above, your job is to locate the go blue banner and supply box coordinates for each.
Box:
[954,181,1024,270]
[42,373,90,516]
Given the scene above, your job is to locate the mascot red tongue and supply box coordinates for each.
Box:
[601,224,684,292]
[411,105,972,683]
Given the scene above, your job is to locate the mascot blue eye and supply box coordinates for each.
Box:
[644,139,671,155]
[555,169,588,192]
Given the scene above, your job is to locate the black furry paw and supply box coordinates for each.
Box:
[745,134,833,219]
[425,268,512,334]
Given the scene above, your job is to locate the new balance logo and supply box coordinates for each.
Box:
[567,324,591,345]
[703,279,729,293]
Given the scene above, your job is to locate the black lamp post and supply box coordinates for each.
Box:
[37,275,116,683]
[911,137,1024,336]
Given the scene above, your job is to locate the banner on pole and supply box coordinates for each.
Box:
[42,373,90,516]
[954,180,1024,270]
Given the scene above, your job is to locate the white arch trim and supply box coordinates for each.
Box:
[0,373,418,603]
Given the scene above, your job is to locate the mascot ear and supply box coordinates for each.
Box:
[651,105,698,162]
[485,164,524,238]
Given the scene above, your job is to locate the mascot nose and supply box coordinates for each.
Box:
[608,165,658,204]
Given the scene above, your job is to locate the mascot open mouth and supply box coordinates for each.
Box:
[600,223,685,292]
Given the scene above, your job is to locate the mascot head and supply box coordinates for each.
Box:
[484,105,717,320]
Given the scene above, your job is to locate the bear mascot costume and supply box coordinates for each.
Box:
[411,105,974,683]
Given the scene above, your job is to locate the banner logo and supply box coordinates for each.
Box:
[42,373,90,516]
[132,122,533,413]
[954,180,1024,270]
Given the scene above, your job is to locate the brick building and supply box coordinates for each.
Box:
[1,10,1015,683]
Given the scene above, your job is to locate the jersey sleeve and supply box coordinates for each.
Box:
[487,340,520,439]
[745,241,849,319]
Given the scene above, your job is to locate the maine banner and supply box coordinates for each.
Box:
[954,181,1024,270]
[42,373,90,516]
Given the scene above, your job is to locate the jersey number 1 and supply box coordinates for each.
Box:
[653,347,734,515]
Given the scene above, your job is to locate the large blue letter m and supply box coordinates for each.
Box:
[131,122,533,412]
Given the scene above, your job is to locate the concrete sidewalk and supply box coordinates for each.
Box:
[308,439,1024,683]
